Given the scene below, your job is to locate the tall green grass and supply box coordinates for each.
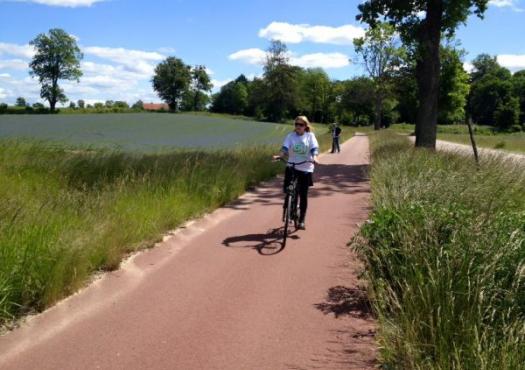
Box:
[354,131,525,369]
[0,141,283,325]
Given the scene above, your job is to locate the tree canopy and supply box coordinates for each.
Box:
[357,0,489,148]
[29,28,83,112]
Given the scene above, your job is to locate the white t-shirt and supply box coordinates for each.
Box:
[282,131,319,173]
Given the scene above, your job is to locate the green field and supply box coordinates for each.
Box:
[0,113,291,151]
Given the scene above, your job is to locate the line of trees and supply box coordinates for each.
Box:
[208,39,525,132]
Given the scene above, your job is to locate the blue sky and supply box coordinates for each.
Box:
[0,0,524,105]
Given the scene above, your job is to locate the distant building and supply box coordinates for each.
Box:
[143,103,170,111]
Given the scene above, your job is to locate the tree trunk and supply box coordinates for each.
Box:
[414,0,443,149]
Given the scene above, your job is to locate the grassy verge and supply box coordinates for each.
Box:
[0,127,345,327]
[439,133,525,154]
[353,131,525,369]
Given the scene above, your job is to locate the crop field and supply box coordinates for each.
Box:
[0,113,291,151]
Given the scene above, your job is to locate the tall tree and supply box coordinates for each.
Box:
[16,97,27,107]
[357,0,488,148]
[512,70,525,125]
[438,46,470,124]
[211,76,249,115]
[263,40,300,122]
[152,57,192,112]
[188,65,212,111]
[354,23,404,130]
[468,54,515,128]
[336,77,375,125]
[299,68,332,123]
[29,28,83,112]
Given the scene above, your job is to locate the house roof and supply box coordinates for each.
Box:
[143,103,169,111]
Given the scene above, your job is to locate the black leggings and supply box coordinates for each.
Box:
[283,167,313,222]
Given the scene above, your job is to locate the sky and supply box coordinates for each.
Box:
[0,0,524,106]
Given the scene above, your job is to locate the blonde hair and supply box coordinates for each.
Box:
[295,115,312,132]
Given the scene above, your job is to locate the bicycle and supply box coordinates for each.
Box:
[275,158,313,248]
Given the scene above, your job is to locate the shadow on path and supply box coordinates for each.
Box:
[222,227,300,256]
[222,163,370,212]
[315,286,373,319]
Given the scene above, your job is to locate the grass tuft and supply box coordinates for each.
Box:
[353,131,525,369]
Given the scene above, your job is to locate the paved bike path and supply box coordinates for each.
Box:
[0,135,375,370]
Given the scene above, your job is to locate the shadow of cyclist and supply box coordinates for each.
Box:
[222,227,300,256]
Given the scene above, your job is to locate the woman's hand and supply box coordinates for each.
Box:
[313,156,320,165]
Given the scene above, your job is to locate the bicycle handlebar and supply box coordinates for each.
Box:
[273,157,314,166]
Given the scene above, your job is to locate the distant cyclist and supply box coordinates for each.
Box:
[331,123,342,153]
[273,115,319,230]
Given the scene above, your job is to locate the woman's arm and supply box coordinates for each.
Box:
[273,146,289,160]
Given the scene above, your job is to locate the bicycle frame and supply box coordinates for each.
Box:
[275,158,313,247]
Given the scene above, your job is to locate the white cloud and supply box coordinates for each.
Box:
[290,52,350,69]
[497,54,525,71]
[157,47,176,54]
[489,0,523,11]
[229,48,267,65]
[211,78,232,90]
[463,62,474,73]
[0,42,35,59]
[17,0,104,7]
[0,87,7,99]
[229,48,350,69]
[0,58,29,70]
[258,22,365,45]
[83,46,165,76]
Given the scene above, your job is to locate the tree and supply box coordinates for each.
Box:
[152,57,192,112]
[246,77,267,119]
[132,100,144,110]
[358,0,489,148]
[105,100,114,108]
[335,77,375,125]
[0,103,7,113]
[354,23,404,130]
[16,97,27,107]
[77,99,85,109]
[69,101,76,109]
[29,28,83,112]
[470,54,509,83]
[512,70,525,125]
[211,77,249,115]
[494,96,520,130]
[263,40,300,122]
[468,54,514,128]
[33,102,45,109]
[113,101,129,109]
[187,65,212,111]
[438,46,470,124]
[299,68,333,123]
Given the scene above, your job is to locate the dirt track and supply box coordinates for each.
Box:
[0,135,375,370]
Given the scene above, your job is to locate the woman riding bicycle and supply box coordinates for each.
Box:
[273,115,319,230]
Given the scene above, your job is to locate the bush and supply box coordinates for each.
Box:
[494,97,520,130]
